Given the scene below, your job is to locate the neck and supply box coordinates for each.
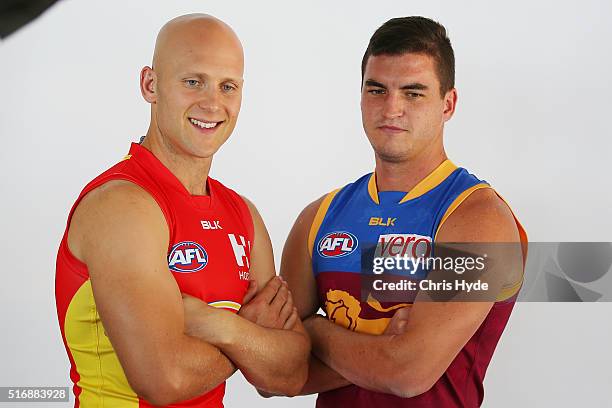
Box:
[141,124,212,196]
[374,146,448,192]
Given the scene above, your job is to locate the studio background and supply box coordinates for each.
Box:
[1,1,611,407]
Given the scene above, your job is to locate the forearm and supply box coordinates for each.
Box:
[126,334,235,405]
[222,316,310,395]
[192,310,310,396]
[299,354,351,395]
[306,316,420,397]
[169,335,237,400]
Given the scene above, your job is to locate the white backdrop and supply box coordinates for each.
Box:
[1,0,611,407]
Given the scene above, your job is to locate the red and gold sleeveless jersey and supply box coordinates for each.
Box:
[55,142,253,407]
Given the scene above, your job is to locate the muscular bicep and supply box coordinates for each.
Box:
[68,180,183,390]
[391,188,522,389]
[280,198,324,319]
[241,197,276,290]
[243,197,312,337]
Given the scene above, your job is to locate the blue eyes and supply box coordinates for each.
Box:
[222,84,236,92]
[184,80,236,93]
[185,79,200,87]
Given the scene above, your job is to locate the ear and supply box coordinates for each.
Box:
[140,66,157,103]
[442,88,457,122]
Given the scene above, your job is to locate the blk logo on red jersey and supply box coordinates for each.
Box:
[168,241,208,273]
[201,220,222,230]
[318,231,359,258]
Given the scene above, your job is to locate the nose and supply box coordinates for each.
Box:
[382,91,403,119]
[197,86,220,113]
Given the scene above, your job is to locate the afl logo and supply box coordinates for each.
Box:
[168,241,208,273]
[318,231,359,258]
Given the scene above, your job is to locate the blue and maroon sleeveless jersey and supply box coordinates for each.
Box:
[309,160,527,407]
[55,142,254,407]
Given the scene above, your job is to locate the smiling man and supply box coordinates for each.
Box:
[282,17,527,407]
[55,14,309,407]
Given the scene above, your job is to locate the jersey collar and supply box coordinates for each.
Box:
[127,142,213,209]
[367,159,458,205]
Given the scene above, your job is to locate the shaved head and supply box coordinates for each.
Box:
[140,13,245,168]
[152,14,243,75]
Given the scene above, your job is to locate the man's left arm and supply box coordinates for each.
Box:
[305,188,523,398]
[184,198,310,396]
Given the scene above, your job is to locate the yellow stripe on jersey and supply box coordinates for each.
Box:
[494,191,529,301]
[64,280,138,407]
[308,189,341,258]
[209,300,242,312]
[434,182,491,241]
[399,160,458,203]
[434,184,529,301]
[367,173,380,204]
[496,278,524,302]
[367,160,459,205]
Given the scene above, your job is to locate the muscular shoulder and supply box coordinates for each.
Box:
[79,180,159,211]
[295,195,327,232]
[437,187,519,243]
[68,180,168,261]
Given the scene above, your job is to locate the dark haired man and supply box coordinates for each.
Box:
[55,14,309,407]
[282,16,527,407]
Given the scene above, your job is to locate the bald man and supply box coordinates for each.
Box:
[55,14,309,407]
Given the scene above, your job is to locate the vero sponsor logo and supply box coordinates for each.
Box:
[168,241,208,273]
[318,231,359,258]
[375,234,432,259]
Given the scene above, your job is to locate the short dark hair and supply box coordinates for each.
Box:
[361,16,455,95]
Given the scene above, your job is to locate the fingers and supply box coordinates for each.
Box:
[394,306,411,320]
[282,308,299,330]
[396,320,407,332]
[277,291,294,325]
[242,279,258,304]
[257,276,283,304]
[384,319,400,335]
[270,281,289,311]
[384,306,411,335]
[238,276,300,330]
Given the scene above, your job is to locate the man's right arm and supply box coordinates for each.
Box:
[280,197,352,395]
[68,180,235,406]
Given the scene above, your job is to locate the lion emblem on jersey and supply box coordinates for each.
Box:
[325,289,362,331]
[324,289,410,334]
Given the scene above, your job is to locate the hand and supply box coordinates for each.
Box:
[239,277,299,330]
[383,306,411,336]
[182,293,235,345]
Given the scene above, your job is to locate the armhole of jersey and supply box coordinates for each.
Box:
[307,189,341,258]
[494,192,528,301]
[62,175,174,268]
[433,183,491,242]
[236,195,255,246]
[433,183,528,302]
